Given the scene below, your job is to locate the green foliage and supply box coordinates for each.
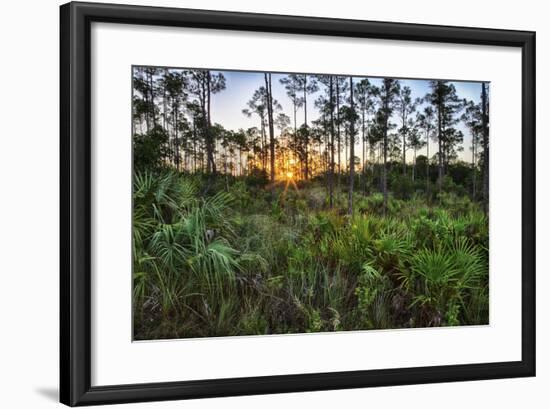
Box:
[440,175,467,197]
[133,125,169,172]
[133,171,252,338]
[245,167,269,188]
[400,236,487,326]
[355,263,392,328]
[392,174,414,200]
[133,171,489,340]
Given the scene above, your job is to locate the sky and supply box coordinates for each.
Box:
[207,69,485,163]
[163,70,481,162]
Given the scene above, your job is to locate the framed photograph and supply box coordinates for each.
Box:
[60,1,536,406]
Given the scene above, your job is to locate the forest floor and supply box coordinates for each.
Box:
[132,172,489,340]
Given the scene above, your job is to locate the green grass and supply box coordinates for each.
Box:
[132,170,489,340]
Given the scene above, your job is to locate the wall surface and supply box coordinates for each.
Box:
[0,0,546,407]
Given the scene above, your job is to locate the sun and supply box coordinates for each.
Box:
[286,171,294,179]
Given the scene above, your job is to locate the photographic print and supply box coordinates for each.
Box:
[132,66,490,341]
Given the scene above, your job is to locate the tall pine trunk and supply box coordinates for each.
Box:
[472,130,477,200]
[383,122,388,216]
[361,108,366,195]
[265,73,276,183]
[204,72,216,175]
[162,69,168,163]
[348,77,355,216]
[260,117,267,171]
[173,104,179,170]
[426,130,430,203]
[148,69,156,128]
[329,76,335,208]
[383,97,389,215]
[293,104,297,166]
[412,148,416,182]
[336,79,341,187]
[481,83,489,214]
[303,75,309,180]
[437,92,443,194]
[402,125,406,175]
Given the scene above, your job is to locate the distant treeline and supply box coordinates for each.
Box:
[132,67,489,213]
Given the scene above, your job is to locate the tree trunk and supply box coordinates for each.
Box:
[359,111,363,192]
[383,123,388,216]
[336,79,341,187]
[369,141,377,194]
[402,128,406,175]
[148,69,156,127]
[262,117,267,171]
[383,98,389,216]
[472,130,477,201]
[481,83,489,214]
[437,91,443,194]
[192,119,197,172]
[426,130,430,204]
[265,73,276,183]
[144,75,150,133]
[162,69,168,163]
[348,77,355,216]
[378,143,382,192]
[173,103,179,170]
[203,72,216,175]
[304,75,309,180]
[412,148,416,182]
[328,76,335,208]
[361,108,366,195]
[293,104,297,167]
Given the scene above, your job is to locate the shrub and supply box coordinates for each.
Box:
[245,167,269,188]
[392,174,414,200]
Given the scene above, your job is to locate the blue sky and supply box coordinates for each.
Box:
[208,69,485,163]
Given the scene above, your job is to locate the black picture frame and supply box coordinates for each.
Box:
[60,1,536,406]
